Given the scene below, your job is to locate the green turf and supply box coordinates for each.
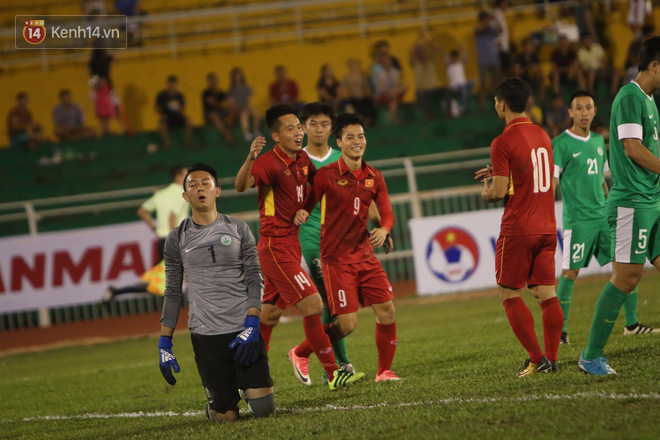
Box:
[1,272,659,439]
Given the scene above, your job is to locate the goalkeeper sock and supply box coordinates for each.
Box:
[260,323,274,352]
[503,297,543,364]
[556,276,575,333]
[375,322,397,375]
[583,282,627,360]
[540,297,563,362]
[623,287,639,327]
[322,306,350,365]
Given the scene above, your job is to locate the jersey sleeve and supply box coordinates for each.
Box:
[490,137,509,177]
[616,94,645,140]
[161,228,184,330]
[250,156,271,186]
[141,192,157,212]
[374,173,395,233]
[238,220,263,310]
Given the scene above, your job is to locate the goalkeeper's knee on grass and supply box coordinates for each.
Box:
[246,393,276,418]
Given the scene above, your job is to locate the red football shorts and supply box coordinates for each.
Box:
[495,234,556,289]
[322,255,393,315]
[258,236,317,310]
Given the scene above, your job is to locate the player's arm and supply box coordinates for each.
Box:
[295,162,320,225]
[481,175,509,202]
[371,175,395,250]
[483,138,509,202]
[235,136,266,192]
[159,230,184,385]
[368,201,394,254]
[622,138,660,175]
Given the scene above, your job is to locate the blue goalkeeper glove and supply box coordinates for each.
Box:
[158,336,180,385]
[228,315,261,367]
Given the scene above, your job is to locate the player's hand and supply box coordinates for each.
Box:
[474,164,493,182]
[294,209,309,225]
[248,137,266,161]
[384,235,394,254]
[481,178,492,201]
[369,227,389,248]
[228,315,261,367]
[158,336,180,385]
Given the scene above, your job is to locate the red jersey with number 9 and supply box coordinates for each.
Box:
[490,117,556,235]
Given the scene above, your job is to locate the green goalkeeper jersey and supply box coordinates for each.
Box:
[553,129,608,227]
[608,81,660,208]
[299,147,342,250]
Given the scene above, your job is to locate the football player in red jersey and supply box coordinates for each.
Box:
[475,78,564,377]
[235,104,364,390]
[292,113,400,382]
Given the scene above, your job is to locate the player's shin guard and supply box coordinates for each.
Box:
[540,297,564,362]
[556,276,575,333]
[623,287,639,327]
[504,297,544,364]
[375,322,398,375]
[583,282,626,360]
[260,323,274,352]
[302,315,338,380]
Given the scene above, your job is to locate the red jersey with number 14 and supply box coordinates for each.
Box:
[491,117,556,235]
[313,157,394,264]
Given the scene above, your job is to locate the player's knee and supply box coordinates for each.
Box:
[375,305,395,324]
[247,393,276,418]
[337,317,357,336]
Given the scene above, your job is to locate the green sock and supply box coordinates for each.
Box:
[583,282,627,360]
[623,287,639,327]
[557,276,575,333]
[322,306,351,365]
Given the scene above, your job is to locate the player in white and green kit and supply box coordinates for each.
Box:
[579,37,660,376]
[553,91,654,345]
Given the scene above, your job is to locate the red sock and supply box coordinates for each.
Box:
[295,323,333,358]
[375,322,398,375]
[260,323,274,352]
[503,297,543,364]
[302,315,338,380]
[540,297,564,362]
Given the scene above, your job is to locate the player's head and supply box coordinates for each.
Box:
[182,163,220,211]
[266,104,303,154]
[493,78,531,121]
[568,90,596,131]
[638,36,660,74]
[301,102,335,148]
[334,113,366,160]
[170,165,188,184]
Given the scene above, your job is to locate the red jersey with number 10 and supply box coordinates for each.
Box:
[313,157,394,264]
[491,117,556,235]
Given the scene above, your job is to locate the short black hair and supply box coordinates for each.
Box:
[333,113,365,140]
[265,104,297,132]
[170,165,187,181]
[183,163,218,191]
[478,11,490,21]
[569,90,595,106]
[494,78,531,113]
[16,91,27,100]
[449,49,460,58]
[300,102,336,123]
[166,75,177,83]
[638,36,660,71]
[58,89,71,98]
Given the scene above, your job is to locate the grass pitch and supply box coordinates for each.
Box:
[1,272,659,440]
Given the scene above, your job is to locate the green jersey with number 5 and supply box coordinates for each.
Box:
[553,130,608,227]
[608,81,660,208]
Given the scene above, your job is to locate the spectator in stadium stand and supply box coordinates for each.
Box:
[526,94,543,127]
[624,24,655,84]
[445,49,472,116]
[474,10,502,107]
[340,58,377,125]
[155,75,193,149]
[550,35,586,95]
[574,0,599,43]
[202,71,237,143]
[6,92,49,150]
[511,38,547,102]
[372,53,408,124]
[269,65,303,112]
[114,0,142,46]
[102,165,190,306]
[372,39,403,70]
[316,64,341,110]
[88,48,131,136]
[409,31,446,120]
[52,89,97,141]
[544,93,571,139]
[492,0,511,74]
[577,33,606,95]
[627,0,652,37]
[229,66,262,143]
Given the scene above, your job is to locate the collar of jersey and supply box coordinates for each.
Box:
[631,80,654,101]
[273,144,300,165]
[304,146,335,162]
[564,128,591,143]
[337,156,375,177]
[504,117,531,131]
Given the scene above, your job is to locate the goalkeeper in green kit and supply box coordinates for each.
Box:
[553,91,657,346]
[298,102,393,384]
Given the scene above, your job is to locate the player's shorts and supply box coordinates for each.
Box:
[495,234,556,289]
[191,331,273,413]
[606,203,660,264]
[258,236,317,310]
[561,220,612,270]
[322,255,393,316]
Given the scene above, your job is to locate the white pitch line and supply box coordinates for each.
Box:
[19,391,660,422]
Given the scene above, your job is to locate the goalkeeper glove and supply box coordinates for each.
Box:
[229,315,261,367]
[158,336,180,385]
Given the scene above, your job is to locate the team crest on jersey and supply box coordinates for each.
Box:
[597,147,603,156]
[303,166,308,175]
[284,169,291,176]
[365,179,374,187]
[337,179,348,186]
[220,235,232,246]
